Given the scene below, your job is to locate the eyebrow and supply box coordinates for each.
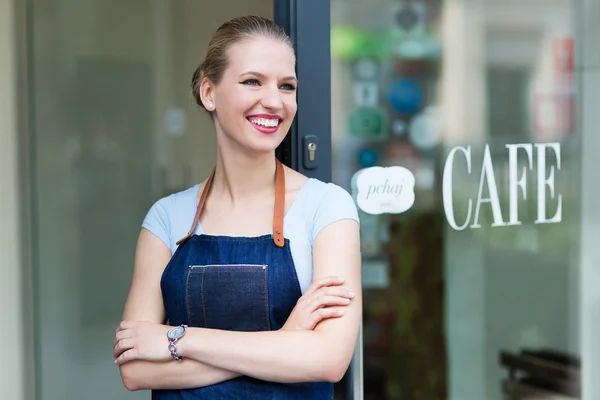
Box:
[240,71,297,83]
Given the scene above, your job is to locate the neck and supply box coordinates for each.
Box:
[212,149,278,203]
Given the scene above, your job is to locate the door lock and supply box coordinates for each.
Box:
[302,134,319,170]
[308,142,317,161]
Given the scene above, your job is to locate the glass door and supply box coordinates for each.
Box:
[27,1,274,398]
[289,0,587,398]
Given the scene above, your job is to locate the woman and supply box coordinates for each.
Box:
[113,15,361,399]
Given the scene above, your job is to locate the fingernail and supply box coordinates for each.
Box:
[337,310,345,316]
[348,292,355,298]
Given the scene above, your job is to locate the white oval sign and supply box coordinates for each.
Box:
[352,166,416,215]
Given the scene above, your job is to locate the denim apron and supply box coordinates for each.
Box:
[153,160,333,399]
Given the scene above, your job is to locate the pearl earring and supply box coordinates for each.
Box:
[208,103,213,110]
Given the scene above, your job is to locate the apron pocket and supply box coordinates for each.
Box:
[186,264,270,331]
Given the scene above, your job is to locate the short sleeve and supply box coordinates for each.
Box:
[310,184,360,245]
[141,195,173,250]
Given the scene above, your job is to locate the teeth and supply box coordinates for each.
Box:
[250,118,278,127]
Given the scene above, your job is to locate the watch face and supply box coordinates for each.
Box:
[167,325,185,340]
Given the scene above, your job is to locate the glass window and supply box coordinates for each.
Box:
[331,0,581,398]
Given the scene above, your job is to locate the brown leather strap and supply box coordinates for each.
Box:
[272,159,285,248]
[176,159,285,247]
[175,168,215,246]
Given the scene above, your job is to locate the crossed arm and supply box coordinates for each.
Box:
[115,219,361,391]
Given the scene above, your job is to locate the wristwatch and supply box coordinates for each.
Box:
[167,324,187,361]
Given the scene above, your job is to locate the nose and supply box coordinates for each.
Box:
[260,83,284,110]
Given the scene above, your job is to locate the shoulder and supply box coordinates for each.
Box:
[297,179,360,244]
[284,177,359,291]
[300,179,357,212]
[282,165,354,205]
[146,185,198,218]
[141,185,199,251]
[304,179,353,200]
[168,184,200,219]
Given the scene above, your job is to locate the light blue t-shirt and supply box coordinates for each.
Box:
[142,178,360,293]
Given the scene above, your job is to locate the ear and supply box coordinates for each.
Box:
[199,77,216,111]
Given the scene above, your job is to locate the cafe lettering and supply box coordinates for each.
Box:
[442,143,562,231]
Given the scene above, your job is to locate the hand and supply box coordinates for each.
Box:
[282,276,355,331]
[113,320,171,365]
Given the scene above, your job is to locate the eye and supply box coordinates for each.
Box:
[241,79,260,86]
[280,83,296,91]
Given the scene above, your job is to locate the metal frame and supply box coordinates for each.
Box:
[577,0,600,397]
[16,0,37,399]
[274,0,332,182]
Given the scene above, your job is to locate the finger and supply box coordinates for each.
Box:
[318,286,356,299]
[115,330,132,342]
[315,307,345,320]
[307,308,345,329]
[113,330,131,347]
[117,320,134,332]
[307,295,352,313]
[113,338,134,360]
[303,276,346,298]
[115,348,137,365]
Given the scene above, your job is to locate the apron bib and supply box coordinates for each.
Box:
[153,160,333,400]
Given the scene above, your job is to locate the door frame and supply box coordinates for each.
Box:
[274,2,363,399]
[274,0,333,183]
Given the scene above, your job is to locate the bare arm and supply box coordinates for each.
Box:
[118,359,239,391]
[117,229,239,391]
[176,219,362,383]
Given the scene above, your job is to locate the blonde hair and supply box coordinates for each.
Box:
[191,16,293,111]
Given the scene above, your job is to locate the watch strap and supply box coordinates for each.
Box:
[167,324,186,361]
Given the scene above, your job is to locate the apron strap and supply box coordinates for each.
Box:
[272,159,285,247]
[176,159,286,248]
[175,167,215,246]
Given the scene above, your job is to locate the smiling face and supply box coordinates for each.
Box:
[202,35,297,155]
